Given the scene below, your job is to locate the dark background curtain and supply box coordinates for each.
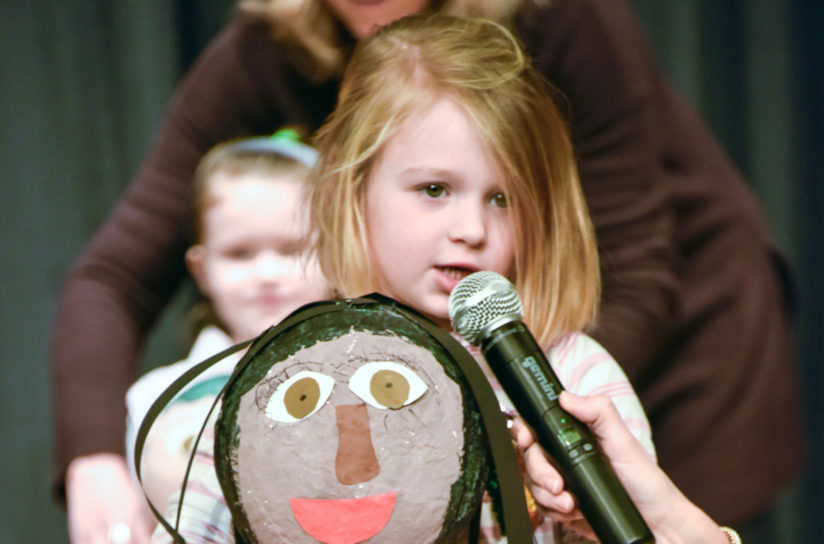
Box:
[0,0,820,541]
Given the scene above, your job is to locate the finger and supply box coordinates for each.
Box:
[132,511,155,544]
[509,417,535,451]
[530,485,577,515]
[558,392,648,460]
[558,391,619,429]
[69,523,107,544]
[522,445,581,517]
[522,442,563,494]
[121,514,153,544]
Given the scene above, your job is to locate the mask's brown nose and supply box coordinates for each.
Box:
[335,403,380,484]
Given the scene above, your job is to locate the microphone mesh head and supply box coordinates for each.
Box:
[448,271,523,345]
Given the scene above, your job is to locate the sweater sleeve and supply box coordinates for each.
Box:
[49,15,291,498]
[520,0,681,385]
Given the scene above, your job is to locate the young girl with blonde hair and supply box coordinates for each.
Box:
[310,14,653,542]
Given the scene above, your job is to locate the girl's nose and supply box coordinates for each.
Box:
[448,200,486,247]
[335,403,380,484]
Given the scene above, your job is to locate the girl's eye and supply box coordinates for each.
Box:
[421,184,446,198]
[265,370,335,423]
[349,361,428,410]
[490,192,508,208]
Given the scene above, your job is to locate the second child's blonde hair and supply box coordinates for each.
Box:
[310,14,599,349]
[190,134,317,243]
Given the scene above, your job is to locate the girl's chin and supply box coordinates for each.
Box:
[416,305,452,331]
[364,290,453,331]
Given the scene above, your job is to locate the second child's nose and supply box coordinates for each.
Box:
[255,252,290,278]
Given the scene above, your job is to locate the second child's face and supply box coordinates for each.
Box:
[364,97,515,329]
[188,174,332,342]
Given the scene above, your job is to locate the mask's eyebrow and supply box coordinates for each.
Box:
[254,359,326,409]
[348,351,438,387]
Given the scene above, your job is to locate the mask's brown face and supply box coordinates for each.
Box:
[233,331,465,543]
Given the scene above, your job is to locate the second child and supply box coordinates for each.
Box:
[126,132,332,532]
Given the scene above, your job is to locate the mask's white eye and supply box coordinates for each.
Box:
[266,370,335,423]
[349,361,428,410]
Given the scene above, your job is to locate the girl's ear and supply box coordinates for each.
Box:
[185,245,210,296]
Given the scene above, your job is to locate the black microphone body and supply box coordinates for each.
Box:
[449,271,653,544]
[481,320,652,544]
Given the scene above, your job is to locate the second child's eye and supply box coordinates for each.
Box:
[280,240,303,257]
[421,184,446,198]
[225,247,255,260]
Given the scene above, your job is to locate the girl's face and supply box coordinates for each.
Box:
[323,0,430,40]
[364,97,515,329]
[187,174,332,342]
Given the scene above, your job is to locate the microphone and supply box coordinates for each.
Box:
[449,271,653,544]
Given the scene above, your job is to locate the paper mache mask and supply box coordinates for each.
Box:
[215,295,493,544]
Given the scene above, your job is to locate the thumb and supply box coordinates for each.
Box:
[557,391,617,427]
[557,392,640,457]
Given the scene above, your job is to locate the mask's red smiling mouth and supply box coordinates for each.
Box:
[290,491,396,544]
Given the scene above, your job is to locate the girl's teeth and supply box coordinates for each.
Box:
[442,267,470,279]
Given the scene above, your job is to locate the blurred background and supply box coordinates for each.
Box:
[0,0,821,541]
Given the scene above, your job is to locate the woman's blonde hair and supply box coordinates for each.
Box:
[310,14,599,349]
[238,0,522,81]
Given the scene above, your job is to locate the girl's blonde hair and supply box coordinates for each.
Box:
[238,0,522,81]
[310,14,600,349]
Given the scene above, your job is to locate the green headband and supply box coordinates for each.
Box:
[230,129,319,168]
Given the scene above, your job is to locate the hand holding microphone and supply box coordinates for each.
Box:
[509,413,592,532]
[449,271,654,544]
[521,392,739,544]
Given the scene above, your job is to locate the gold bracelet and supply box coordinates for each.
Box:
[720,526,742,544]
